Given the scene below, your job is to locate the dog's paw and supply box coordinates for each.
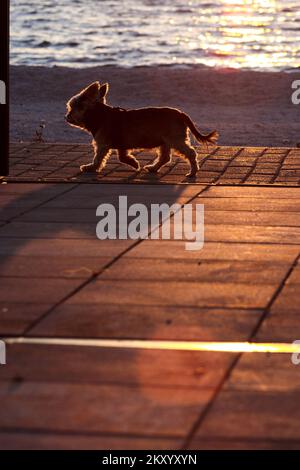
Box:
[144,164,158,174]
[80,163,97,173]
[185,164,199,178]
[127,160,140,171]
[185,171,197,178]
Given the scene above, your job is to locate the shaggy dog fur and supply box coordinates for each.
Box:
[66,81,218,177]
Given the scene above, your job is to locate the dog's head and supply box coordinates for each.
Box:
[65,81,109,128]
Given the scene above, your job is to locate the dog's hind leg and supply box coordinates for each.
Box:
[173,143,199,177]
[80,145,111,174]
[118,149,140,171]
[144,145,171,173]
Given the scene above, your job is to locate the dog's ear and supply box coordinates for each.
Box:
[99,83,109,99]
[83,81,101,100]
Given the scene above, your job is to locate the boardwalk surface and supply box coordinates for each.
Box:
[0,143,300,450]
[6,142,300,185]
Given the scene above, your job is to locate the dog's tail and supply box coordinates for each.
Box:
[182,113,219,146]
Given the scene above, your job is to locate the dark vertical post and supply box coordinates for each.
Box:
[0,0,9,176]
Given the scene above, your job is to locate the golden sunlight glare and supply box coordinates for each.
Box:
[5,337,300,354]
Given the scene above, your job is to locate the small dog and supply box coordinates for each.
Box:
[66,81,218,177]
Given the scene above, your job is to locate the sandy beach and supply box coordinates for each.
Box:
[10,65,300,147]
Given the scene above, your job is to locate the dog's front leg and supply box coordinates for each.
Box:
[80,144,111,174]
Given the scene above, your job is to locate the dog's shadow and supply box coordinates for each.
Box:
[75,151,183,184]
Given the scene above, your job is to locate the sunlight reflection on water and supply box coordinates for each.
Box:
[10,0,300,70]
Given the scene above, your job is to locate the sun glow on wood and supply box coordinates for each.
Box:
[5,337,300,354]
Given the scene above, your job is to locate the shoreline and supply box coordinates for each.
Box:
[10,62,300,73]
[10,64,300,147]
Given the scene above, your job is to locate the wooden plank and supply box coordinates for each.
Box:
[196,389,300,440]
[0,238,133,257]
[0,278,83,303]
[0,183,76,196]
[0,432,179,450]
[256,312,300,343]
[17,208,103,223]
[204,225,300,244]
[0,381,213,437]
[204,187,300,198]
[195,197,300,212]
[224,353,300,392]
[101,258,290,284]
[270,284,300,314]
[0,222,97,239]
[151,223,300,244]
[287,264,300,284]
[0,255,110,278]
[69,183,205,198]
[66,280,276,309]
[43,195,197,209]
[0,303,51,335]
[202,211,300,227]
[188,438,300,450]
[1,344,236,389]
[31,304,262,341]
[124,241,299,262]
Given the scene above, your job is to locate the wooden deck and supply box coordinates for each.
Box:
[0,143,300,450]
